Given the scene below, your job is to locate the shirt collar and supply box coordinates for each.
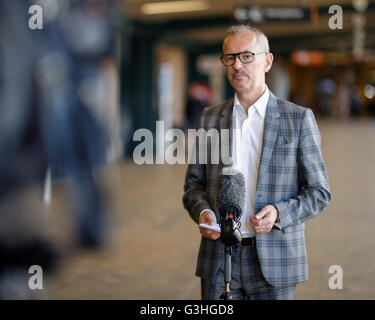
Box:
[233,85,269,119]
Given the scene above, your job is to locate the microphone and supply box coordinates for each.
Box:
[216,168,245,246]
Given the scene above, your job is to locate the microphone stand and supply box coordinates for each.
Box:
[219,216,241,300]
[220,245,233,300]
[216,169,245,300]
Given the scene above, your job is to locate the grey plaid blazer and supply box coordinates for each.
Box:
[183,92,331,287]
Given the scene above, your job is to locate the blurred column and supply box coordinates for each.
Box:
[351,0,368,61]
[156,44,187,130]
[197,55,225,104]
[122,31,156,157]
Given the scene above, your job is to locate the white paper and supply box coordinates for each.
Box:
[199,223,221,232]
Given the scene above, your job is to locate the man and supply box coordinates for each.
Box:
[183,25,330,300]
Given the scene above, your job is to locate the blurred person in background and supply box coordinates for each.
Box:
[316,77,336,117]
[337,75,351,120]
[0,0,118,299]
[185,82,212,130]
[183,25,330,300]
[349,84,362,117]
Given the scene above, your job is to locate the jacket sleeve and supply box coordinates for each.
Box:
[182,112,213,224]
[273,109,331,228]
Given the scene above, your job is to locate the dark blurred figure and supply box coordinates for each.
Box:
[337,78,351,120]
[36,0,117,247]
[0,0,119,298]
[316,77,336,117]
[349,84,362,117]
[185,82,212,129]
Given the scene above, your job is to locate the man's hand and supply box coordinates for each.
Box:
[199,211,220,240]
[250,205,279,234]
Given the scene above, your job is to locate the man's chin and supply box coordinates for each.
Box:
[231,83,250,92]
[230,79,249,89]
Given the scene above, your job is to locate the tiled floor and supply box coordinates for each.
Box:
[46,118,375,299]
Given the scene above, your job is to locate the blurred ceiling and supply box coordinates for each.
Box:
[126,0,355,21]
[122,0,375,52]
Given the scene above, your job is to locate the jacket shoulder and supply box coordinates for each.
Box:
[276,97,311,115]
[202,99,233,117]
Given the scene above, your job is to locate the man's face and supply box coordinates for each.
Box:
[222,31,273,94]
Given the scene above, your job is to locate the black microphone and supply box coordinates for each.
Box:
[216,168,245,246]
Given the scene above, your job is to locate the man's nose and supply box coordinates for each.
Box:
[233,55,243,70]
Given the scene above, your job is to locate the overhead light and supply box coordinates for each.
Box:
[141,1,210,15]
[364,84,375,99]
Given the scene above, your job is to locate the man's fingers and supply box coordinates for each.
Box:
[251,208,277,233]
[250,216,262,228]
[255,222,275,232]
[201,216,214,225]
[253,221,273,233]
[255,205,273,220]
[199,227,220,240]
[252,205,278,229]
[210,232,220,240]
[199,211,215,226]
[255,226,272,234]
[250,214,272,227]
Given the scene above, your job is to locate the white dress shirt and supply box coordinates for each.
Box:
[232,86,269,237]
[199,86,270,237]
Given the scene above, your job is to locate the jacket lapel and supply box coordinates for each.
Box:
[210,99,233,215]
[219,99,234,167]
[256,92,280,190]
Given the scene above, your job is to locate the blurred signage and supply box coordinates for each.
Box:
[291,50,325,66]
[234,6,313,23]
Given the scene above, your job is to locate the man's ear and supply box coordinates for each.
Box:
[265,52,274,73]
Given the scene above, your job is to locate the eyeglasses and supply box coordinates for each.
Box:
[220,51,268,66]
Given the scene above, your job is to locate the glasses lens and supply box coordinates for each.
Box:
[239,52,254,63]
[222,55,234,66]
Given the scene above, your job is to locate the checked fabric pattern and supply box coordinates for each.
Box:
[183,92,331,287]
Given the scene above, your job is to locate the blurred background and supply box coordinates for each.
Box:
[0,0,374,299]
